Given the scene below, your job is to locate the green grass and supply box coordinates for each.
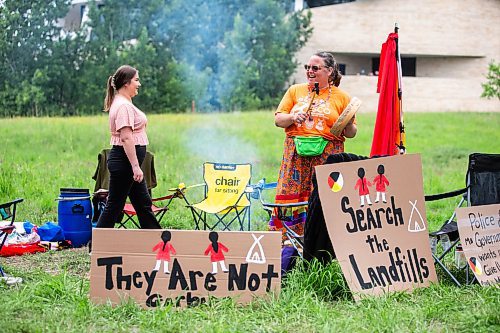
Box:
[0,111,499,332]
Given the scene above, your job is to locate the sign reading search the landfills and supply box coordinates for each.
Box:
[456,203,500,286]
[315,154,438,299]
[90,229,281,308]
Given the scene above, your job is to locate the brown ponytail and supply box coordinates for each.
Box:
[103,76,115,112]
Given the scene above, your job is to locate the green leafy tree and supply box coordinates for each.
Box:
[481,61,500,100]
[0,0,312,116]
[0,0,71,116]
[217,0,312,110]
[15,69,48,117]
[147,0,240,111]
[217,14,260,110]
[78,0,190,113]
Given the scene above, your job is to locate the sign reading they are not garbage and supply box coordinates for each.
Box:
[90,229,281,308]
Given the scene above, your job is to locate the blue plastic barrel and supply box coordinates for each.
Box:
[57,188,92,247]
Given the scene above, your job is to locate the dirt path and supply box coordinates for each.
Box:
[1,246,90,279]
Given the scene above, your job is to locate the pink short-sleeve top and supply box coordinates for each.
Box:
[108,95,149,146]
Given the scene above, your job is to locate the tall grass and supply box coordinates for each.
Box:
[0,111,499,332]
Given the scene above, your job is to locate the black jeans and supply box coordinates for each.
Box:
[96,145,161,229]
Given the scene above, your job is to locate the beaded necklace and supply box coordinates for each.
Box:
[301,85,333,130]
[307,85,332,111]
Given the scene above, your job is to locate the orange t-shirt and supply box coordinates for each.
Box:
[275,83,353,141]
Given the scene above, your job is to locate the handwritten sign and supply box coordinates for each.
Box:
[315,154,438,299]
[90,229,281,307]
[456,203,500,286]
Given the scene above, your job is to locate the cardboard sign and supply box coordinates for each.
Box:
[315,154,438,299]
[455,203,500,286]
[90,229,281,308]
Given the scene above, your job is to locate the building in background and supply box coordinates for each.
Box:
[293,0,499,112]
[58,0,103,32]
[59,0,499,112]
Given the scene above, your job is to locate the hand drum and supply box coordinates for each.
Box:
[330,97,362,137]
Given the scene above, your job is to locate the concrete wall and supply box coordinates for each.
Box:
[340,76,500,112]
[293,0,500,112]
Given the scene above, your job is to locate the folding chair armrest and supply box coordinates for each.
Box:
[261,202,308,209]
[262,202,308,224]
[168,183,206,192]
[186,183,206,189]
[168,183,206,206]
[424,187,467,202]
[151,194,176,202]
[262,182,278,190]
[0,225,16,233]
[0,198,24,210]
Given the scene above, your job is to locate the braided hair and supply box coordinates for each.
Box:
[314,51,342,87]
[103,65,137,112]
[209,231,219,253]
[160,230,172,251]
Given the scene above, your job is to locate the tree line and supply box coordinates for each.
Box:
[0,0,312,117]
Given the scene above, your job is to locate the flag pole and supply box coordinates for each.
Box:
[394,23,406,154]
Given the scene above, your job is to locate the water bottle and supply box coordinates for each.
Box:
[440,234,451,252]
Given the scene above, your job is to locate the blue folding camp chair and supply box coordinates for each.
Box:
[250,179,307,258]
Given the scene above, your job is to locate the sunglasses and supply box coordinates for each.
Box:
[304,64,327,71]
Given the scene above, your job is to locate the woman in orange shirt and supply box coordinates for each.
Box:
[271,51,358,239]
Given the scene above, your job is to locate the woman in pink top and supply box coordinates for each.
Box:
[96,65,161,229]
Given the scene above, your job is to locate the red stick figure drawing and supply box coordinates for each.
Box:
[373,164,390,203]
[204,231,229,274]
[354,167,372,207]
[152,230,176,274]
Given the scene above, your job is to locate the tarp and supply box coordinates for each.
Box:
[370,32,405,157]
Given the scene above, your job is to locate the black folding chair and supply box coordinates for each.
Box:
[0,198,23,280]
[426,153,500,286]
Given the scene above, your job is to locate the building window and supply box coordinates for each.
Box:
[306,0,356,8]
[372,57,416,77]
[401,57,416,77]
[338,63,346,75]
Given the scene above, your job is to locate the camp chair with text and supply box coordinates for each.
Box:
[0,198,23,281]
[186,162,252,231]
[426,152,500,286]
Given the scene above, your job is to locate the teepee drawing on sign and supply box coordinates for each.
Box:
[408,200,426,232]
[246,234,266,264]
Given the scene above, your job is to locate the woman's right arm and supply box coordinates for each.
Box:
[275,112,306,128]
[275,87,305,128]
[119,126,143,183]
